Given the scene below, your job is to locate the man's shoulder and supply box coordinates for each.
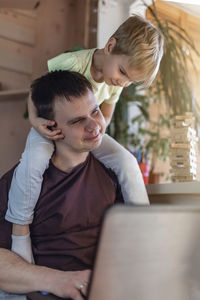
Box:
[0,165,17,185]
[90,153,119,184]
[0,166,16,250]
[89,154,124,204]
[0,165,18,199]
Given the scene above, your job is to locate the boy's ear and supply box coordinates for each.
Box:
[104,37,117,55]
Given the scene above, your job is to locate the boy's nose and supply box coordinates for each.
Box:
[124,81,132,87]
[117,79,131,87]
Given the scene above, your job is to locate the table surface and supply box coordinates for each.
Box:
[27,292,64,300]
[0,292,63,300]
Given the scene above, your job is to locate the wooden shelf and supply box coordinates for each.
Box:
[147,182,200,195]
[0,89,29,101]
[147,182,200,205]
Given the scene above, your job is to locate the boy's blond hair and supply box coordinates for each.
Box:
[111,14,164,87]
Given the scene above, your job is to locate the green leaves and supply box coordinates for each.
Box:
[147,0,199,116]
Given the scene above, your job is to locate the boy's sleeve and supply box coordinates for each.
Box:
[103,86,123,105]
[47,52,79,72]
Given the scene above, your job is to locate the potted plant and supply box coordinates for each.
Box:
[108,0,200,182]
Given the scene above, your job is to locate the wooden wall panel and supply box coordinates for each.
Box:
[15,9,37,18]
[0,0,97,86]
[0,18,35,45]
[0,0,96,176]
[0,47,32,74]
[0,7,37,87]
[32,0,77,77]
[0,0,38,10]
[32,0,95,77]
[0,35,34,89]
[0,69,30,90]
[0,8,36,29]
[0,98,30,177]
[0,37,35,61]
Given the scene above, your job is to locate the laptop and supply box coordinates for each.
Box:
[87,205,200,300]
[27,205,200,300]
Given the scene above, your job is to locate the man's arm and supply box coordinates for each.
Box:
[0,248,90,300]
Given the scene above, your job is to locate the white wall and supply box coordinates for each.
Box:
[97,0,153,48]
[97,0,134,48]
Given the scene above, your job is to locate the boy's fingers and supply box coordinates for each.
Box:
[44,133,65,140]
[51,134,65,141]
[44,129,62,136]
[44,120,55,126]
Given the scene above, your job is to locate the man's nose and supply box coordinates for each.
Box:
[86,118,99,133]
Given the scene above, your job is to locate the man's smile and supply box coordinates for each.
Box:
[84,131,101,142]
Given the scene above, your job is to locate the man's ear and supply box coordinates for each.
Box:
[104,37,117,55]
[48,121,57,131]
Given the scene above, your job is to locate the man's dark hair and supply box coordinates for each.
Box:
[30,70,93,120]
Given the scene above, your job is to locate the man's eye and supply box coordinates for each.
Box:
[71,119,82,125]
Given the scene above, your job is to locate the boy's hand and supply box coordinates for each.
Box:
[33,117,65,140]
[27,93,64,141]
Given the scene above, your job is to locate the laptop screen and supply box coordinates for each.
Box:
[88,204,200,300]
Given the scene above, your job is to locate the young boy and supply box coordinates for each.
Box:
[5,15,164,263]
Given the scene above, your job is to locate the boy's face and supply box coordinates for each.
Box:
[102,54,144,87]
[102,38,144,87]
[53,89,106,154]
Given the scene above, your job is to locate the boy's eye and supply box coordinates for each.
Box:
[93,108,99,115]
[119,68,126,75]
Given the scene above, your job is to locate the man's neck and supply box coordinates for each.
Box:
[51,149,89,173]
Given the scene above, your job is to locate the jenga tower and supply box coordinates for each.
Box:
[170,113,199,182]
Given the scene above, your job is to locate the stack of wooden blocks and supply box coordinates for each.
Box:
[170,113,199,182]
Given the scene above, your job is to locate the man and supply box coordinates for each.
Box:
[0,71,123,300]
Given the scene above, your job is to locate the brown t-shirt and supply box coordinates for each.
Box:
[0,153,123,271]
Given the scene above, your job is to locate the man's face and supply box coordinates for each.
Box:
[102,54,144,88]
[54,89,106,153]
